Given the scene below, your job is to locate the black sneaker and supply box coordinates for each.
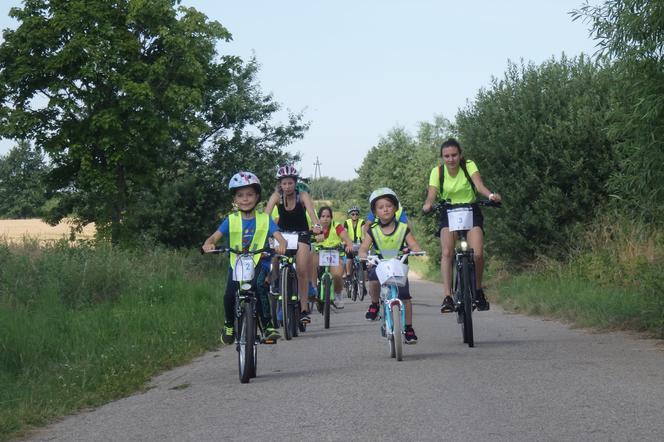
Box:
[365,303,380,321]
[300,310,311,324]
[404,326,418,344]
[440,295,455,313]
[475,289,490,311]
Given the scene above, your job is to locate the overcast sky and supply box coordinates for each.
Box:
[0,0,601,180]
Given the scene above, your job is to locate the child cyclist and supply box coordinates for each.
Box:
[359,188,422,344]
[311,206,354,309]
[202,172,287,344]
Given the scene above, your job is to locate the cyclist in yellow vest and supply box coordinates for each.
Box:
[343,206,365,292]
[359,188,422,344]
[311,206,354,309]
[202,172,287,344]
[422,138,502,313]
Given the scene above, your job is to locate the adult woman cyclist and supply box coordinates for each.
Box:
[265,165,322,323]
[422,138,502,313]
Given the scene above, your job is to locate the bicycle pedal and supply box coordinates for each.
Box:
[261,338,277,345]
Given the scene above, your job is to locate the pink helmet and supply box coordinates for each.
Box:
[276,165,298,180]
[228,171,262,195]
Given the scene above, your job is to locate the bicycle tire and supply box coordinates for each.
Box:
[356,263,365,301]
[290,268,300,337]
[238,302,255,383]
[291,303,300,337]
[249,300,258,379]
[392,303,403,361]
[461,256,474,347]
[322,273,332,329]
[280,266,291,341]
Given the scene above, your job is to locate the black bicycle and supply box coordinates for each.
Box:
[435,200,501,347]
[272,231,309,340]
[204,247,273,383]
[344,245,366,302]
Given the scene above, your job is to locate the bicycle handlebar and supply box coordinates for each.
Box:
[362,250,426,266]
[202,247,270,255]
[431,200,502,211]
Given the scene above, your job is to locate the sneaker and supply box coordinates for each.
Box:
[475,289,490,311]
[365,303,379,321]
[300,310,311,324]
[221,323,234,344]
[333,294,344,309]
[404,326,418,344]
[440,295,455,313]
[264,326,281,341]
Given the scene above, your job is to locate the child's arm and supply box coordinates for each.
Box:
[404,232,422,253]
[202,231,223,252]
[358,234,373,259]
[272,231,287,256]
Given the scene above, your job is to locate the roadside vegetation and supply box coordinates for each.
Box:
[0,239,227,441]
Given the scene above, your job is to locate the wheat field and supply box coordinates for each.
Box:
[0,219,96,242]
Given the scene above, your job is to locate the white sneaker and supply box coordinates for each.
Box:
[333,294,344,309]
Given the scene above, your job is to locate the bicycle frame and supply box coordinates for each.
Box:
[314,245,345,329]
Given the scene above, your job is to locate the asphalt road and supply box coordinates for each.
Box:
[25,277,664,442]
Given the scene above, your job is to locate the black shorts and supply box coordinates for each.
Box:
[437,204,484,235]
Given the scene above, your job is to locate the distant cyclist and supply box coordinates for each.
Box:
[422,138,502,313]
[202,172,286,344]
[265,165,322,324]
[343,206,364,281]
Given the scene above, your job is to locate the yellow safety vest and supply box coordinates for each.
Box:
[317,221,342,248]
[344,218,365,243]
[228,211,269,268]
[370,221,408,259]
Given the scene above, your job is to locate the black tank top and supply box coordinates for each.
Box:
[277,191,309,231]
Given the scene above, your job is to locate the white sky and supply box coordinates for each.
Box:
[1,0,601,180]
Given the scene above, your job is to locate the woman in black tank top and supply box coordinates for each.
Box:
[266,170,322,320]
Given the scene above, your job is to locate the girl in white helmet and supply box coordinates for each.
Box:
[358,187,422,344]
[203,171,287,344]
[265,165,322,324]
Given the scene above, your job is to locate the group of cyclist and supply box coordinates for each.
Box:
[202,137,501,346]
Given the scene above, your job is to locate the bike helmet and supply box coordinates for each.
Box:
[276,165,298,180]
[347,206,360,215]
[369,187,399,211]
[228,171,262,195]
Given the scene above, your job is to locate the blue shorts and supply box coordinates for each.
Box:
[367,267,411,300]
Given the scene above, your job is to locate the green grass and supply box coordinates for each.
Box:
[0,240,228,441]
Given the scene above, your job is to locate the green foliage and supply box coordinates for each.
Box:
[456,55,618,263]
[0,141,49,218]
[0,240,227,440]
[0,0,306,245]
[573,0,664,222]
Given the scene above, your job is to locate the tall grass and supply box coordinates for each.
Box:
[0,239,227,441]
[495,214,664,337]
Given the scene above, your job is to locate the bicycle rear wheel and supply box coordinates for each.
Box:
[391,303,403,361]
[460,256,474,347]
[356,264,366,302]
[280,266,292,341]
[238,302,255,384]
[322,273,332,329]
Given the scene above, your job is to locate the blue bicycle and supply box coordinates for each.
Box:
[365,251,426,361]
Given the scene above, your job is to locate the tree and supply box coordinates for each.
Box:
[0,140,48,218]
[573,0,664,222]
[456,56,618,262]
[0,0,306,244]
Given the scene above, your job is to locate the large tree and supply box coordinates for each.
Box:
[0,0,306,244]
[573,0,664,222]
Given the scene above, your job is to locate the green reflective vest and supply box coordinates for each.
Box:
[344,218,365,243]
[228,211,269,269]
[370,221,408,259]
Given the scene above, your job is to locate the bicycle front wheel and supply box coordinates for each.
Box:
[238,302,255,384]
[356,264,366,302]
[460,256,474,348]
[322,273,332,329]
[280,266,292,341]
[391,303,403,361]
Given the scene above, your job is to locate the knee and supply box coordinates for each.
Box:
[441,247,454,260]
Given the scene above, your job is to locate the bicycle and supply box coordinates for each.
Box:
[272,231,305,340]
[365,251,426,361]
[313,244,345,329]
[435,200,501,347]
[344,244,366,302]
[204,246,273,384]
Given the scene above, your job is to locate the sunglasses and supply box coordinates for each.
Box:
[350,212,359,216]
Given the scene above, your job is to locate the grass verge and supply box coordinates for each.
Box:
[0,239,227,441]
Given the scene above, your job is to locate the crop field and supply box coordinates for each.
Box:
[0,219,96,242]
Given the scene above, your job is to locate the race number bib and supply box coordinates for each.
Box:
[447,207,473,232]
[233,255,255,281]
[282,233,299,250]
[319,250,340,266]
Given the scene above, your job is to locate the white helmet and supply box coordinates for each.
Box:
[276,164,298,180]
[369,187,399,211]
[228,171,262,194]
